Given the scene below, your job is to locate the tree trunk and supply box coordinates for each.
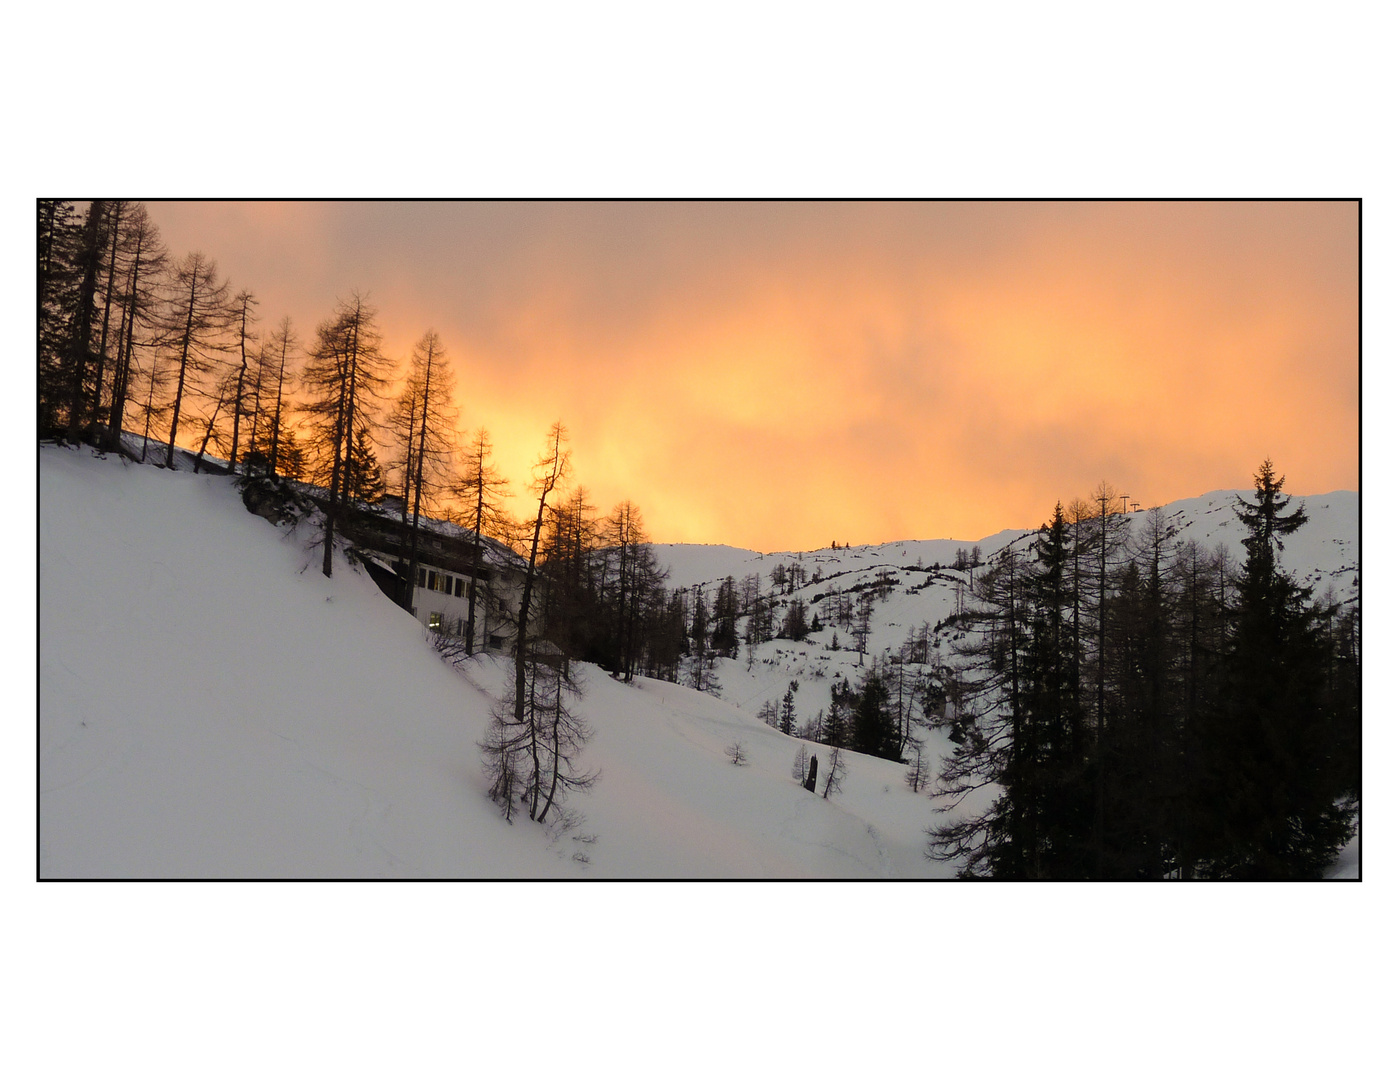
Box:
[322,311,360,578]
[404,342,434,612]
[537,667,564,823]
[66,200,107,443]
[165,268,200,469]
[91,202,123,437]
[229,303,249,473]
[106,227,144,453]
[193,385,229,473]
[270,331,289,478]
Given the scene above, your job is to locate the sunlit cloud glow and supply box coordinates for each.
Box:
[146,200,1357,551]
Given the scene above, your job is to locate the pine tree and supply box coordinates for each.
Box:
[61,200,113,443]
[512,422,572,792]
[262,317,301,478]
[926,545,1037,877]
[782,597,809,641]
[300,293,393,576]
[779,681,798,736]
[39,200,82,435]
[103,204,169,453]
[1085,481,1131,876]
[689,587,709,662]
[851,668,900,760]
[1196,460,1356,878]
[536,486,596,667]
[598,500,665,680]
[161,251,234,469]
[225,290,259,473]
[342,424,387,502]
[388,329,458,608]
[644,589,689,682]
[824,677,853,748]
[1111,506,1181,878]
[711,576,740,657]
[822,746,846,798]
[479,701,523,822]
[452,428,511,654]
[1024,503,1092,877]
[905,738,930,793]
[853,591,873,658]
[86,201,133,440]
[533,661,597,824]
[690,586,721,687]
[1170,538,1229,878]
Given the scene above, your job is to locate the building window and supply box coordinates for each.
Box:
[429,612,444,631]
[454,578,464,598]
[418,567,427,588]
[489,634,504,649]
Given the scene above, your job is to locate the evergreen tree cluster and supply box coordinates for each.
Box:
[528,494,689,684]
[927,465,1359,880]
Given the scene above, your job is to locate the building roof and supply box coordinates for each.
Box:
[339,498,526,575]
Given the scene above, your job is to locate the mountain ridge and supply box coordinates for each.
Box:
[649,488,1357,596]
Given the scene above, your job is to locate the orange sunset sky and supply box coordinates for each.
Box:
[147,200,1357,552]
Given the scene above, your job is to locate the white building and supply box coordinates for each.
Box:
[343,500,529,653]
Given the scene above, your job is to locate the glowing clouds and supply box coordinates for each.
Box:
[144,201,1358,552]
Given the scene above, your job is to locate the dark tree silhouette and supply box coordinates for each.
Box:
[161,252,233,469]
[512,422,571,788]
[1195,461,1356,878]
[300,293,393,576]
[452,428,511,655]
[387,329,458,608]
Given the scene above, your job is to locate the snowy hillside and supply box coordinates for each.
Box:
[648,490,1358,774]
[653,493,1357,597]
[39,446,967,878]
[38,446,1357,878]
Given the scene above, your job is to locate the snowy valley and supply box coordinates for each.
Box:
[38,445,1359,878]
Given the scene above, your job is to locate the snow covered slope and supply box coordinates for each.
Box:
[38,446,955,878]
[648,489,1357,757]
[653,492,1357,597]
[38,447,1356,878]
[649,491,1357,883]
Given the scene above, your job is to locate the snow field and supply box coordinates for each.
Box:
[38,447,1358,878]
[39,447,957,877]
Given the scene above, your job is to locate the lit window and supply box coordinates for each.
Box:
[429,612,443,631]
